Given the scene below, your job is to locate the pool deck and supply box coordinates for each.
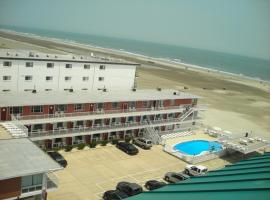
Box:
[164,130,217,147]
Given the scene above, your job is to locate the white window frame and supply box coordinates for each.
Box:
[82,76,89,81]
[65,64,72,69]
[25,62,33,67]
[25,75,33,81]
[84,64,90,69]
[31,106,43,113]
[65,76,72,81]
[3,61,12,67]
[99,65,106,70]
[3,76,11,81]
[47,63,54,68]
[98,77,104,81]
[46,76,53,81]
[74,104,84,111]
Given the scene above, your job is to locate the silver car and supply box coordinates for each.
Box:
[164,172,189,183]
[133,138,152,149]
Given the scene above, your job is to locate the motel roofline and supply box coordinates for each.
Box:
[0,49,140,66]
[0,138,62,180]
[0,89,201,107]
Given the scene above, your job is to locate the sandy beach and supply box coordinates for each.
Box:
[0,29,270,138]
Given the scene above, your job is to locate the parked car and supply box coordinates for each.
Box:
[184,165,208,176]
[164,172,189,183]
[116,142,139,155]
[116,182,143,196]
[103,190,128,200]
[47,151,67,167]
[144,180,166,190]
[133,138,152,149]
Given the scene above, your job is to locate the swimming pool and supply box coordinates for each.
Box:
[173,140,222,156]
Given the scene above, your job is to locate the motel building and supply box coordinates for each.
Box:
[0,50,205,149]
[0,129,62,200]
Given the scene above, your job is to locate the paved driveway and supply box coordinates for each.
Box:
[48,143,234,200]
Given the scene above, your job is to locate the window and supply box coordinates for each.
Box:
[65,64,72,68]
[21,174,43,193]
[129,101,135,108]
[47,63,54,68]
[3,76,11,81]
[82,88,88,91]
[31,106,43,113]
[46,76,53,81]
[99,65,105,70]
[97,103,103,109]
[25,75,33,81]
[143,101,149,107]
[3,61,12,67]
[112,102,119,109]
[56,122,64,128]
[9,106,23,115]
[25,62,33,67]
[45,89,52,91]
[74,104,84,111]
[98,77,104,81]
[65,76,72,81]
[84,64,90,69]
[56,104,67,112]
[82,76,89,81]
[2,89,10,92]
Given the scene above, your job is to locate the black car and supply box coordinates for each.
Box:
[47,151,67,167]
[116,142,139,155]
[144,180,166,191]
[103,190,128,200]
[116,182,143,196]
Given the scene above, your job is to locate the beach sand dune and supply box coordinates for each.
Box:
[0,30,269,138]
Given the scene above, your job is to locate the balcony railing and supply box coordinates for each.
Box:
[46,173,58,190]
[12,104,195,121]
[29,117,201,138]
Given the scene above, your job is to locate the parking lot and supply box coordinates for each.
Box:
[47,139,234,200]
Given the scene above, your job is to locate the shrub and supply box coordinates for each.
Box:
[111,139,119,145]
[77,143,86,150]
[65,145,73,152]
[51,147,61,152]
[89,141,97,148]
[125,136,132,143]
[101,140,108,146]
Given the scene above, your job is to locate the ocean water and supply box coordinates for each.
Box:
[1,25,270,81]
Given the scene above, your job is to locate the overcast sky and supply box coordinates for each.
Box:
[0,0,270,59]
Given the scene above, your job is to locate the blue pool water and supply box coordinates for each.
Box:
[173,140,222,156]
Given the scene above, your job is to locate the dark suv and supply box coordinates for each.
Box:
[144,180,166,190]
[116,182,143,197]
[103,190,128,200]
[116,142,139,155]
[47,151,67,167]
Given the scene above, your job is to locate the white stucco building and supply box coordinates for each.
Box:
[0,50,138,92]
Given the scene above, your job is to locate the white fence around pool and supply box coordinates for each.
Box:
[163,143,226,164]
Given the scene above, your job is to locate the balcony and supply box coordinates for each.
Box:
[12,105,194,123]
[46,173,59,191]
[29,116,202,141]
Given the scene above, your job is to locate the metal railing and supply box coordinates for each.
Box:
[29,117,201,138]
[12,104,200,121]
[46,173,58,190]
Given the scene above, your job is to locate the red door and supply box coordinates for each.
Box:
[49,105,54,115]
[0,108,7,121]
[89,104,94,112]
